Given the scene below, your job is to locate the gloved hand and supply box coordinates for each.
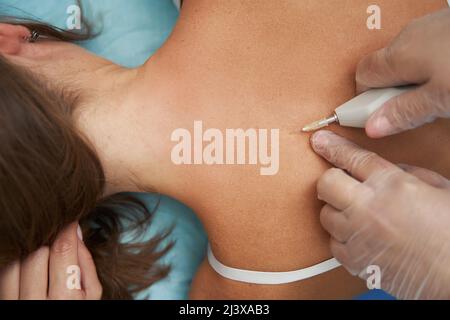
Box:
[356,9,450,138]
[311,130,450,299]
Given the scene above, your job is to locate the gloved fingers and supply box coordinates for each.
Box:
[320,204,352,243]
[365,85,440,138]
[311,130,401,182]
[398,164,450,189]
[329,238,348,266]
[356,44,429,92]
[329,238,364,276]
[317,168,361,211]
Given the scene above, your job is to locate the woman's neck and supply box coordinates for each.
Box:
[75,58,187,198]
[74,66,145,195]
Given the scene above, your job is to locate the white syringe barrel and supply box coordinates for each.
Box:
[334,87,414,128]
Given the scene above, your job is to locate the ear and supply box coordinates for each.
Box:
[0,23,31,55]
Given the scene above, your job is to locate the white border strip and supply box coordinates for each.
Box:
[207,245,342,285]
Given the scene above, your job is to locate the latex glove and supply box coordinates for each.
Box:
[356,9,450,138]
[311,130,450,299]
[0,223,102,300]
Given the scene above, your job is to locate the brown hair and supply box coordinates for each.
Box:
[0,16,172,299]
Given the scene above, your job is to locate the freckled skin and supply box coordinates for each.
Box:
[132,0,450,299]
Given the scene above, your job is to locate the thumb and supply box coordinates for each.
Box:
[356,47,429,91]
[365,86,438,138]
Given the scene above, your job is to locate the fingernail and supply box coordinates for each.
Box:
[311,130,330,153]
[372,116,392,135]
[77,225,83,241]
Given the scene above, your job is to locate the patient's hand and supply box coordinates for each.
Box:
[356,9,450,138]
[0,223,102,300]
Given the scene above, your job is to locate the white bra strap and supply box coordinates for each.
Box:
[207,245,342,285]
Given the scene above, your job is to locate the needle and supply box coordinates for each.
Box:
[301,87,416,133]
[302,114,338,132]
